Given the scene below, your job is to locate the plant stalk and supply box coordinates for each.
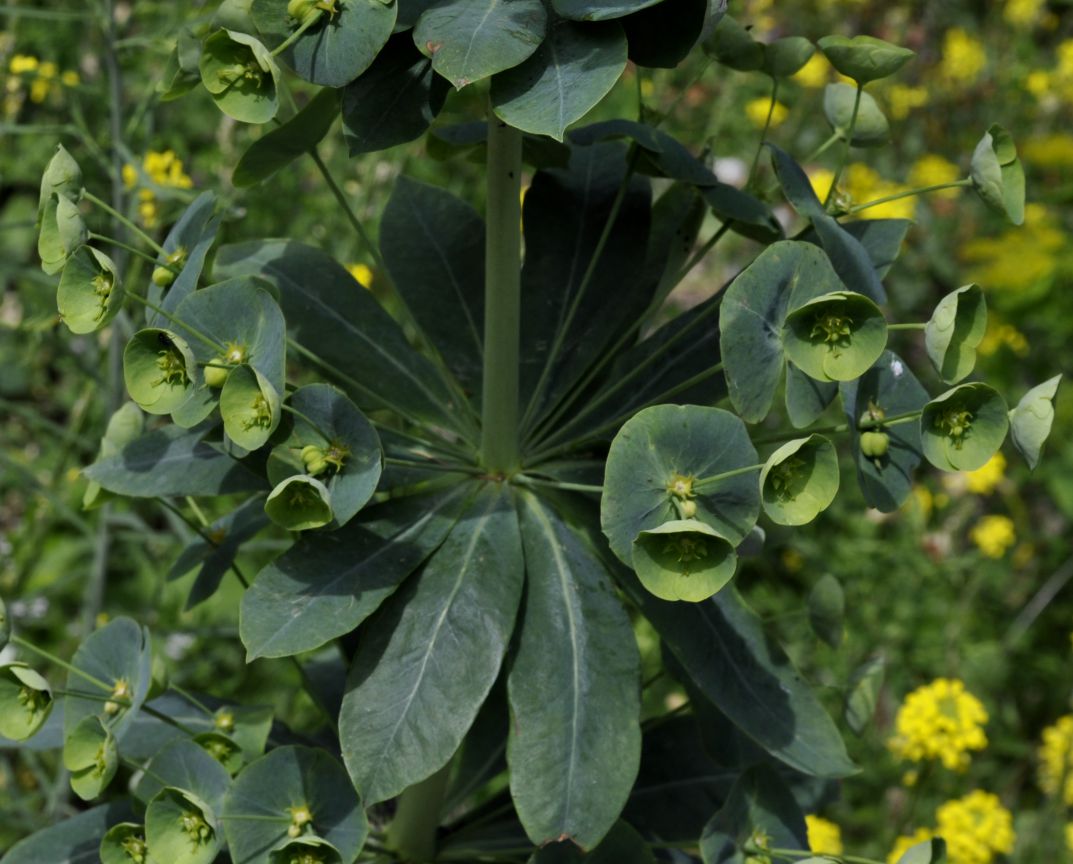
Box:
[387,762,453,862]
[479,115,523,473]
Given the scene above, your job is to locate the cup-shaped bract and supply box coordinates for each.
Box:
[193,731,244,775]
[0,662,53,741]
[632,519,737,603]
[63,714,119,801]
[783,291,887,382]
[124,328,199,415]
[199,29,280,124]
[39,193,87,275]
[971,124,1025,225]
[1009,375,1062,470]
[100,823,149,864]
[760,435,840,526]
[58,246,124,334]
[816,34,914,84]
[824,83,889,147]
[265,474,333,531]
[220,364,281,450]
[762,36,815,78]
[704,15,764,71]
[921,383,1009,472]
[925,284,987,384]
[145,787,220,864]
[269,836,344,864]
[38,144,82,218]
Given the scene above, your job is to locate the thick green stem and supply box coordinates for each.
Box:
[479,115,523,473]
[388,763,453,862]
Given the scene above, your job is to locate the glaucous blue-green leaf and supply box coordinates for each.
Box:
[510,493,641,849]
[145,787,219,864]
[897,838,947,864]
[199,29,280,124]
[1009,375,1061,470]
[783,290,887,382]
[921,383,1008,472]
[99,823,148,864]
[840,351,928,511]
[341,484,523,804]
[970,123,1025,225]
[0,801,133,864]
[267,384,381,527]
[844,655,884,735]
[39,144,82,217]
[632,518,737,602]
[341,34,449,155]
[491,18,627,141]
[160,22,203,100]
[147,192,222,324]
[414,0,545,89]
[816,34,914,84]
[209,704,273,765]
[785,362,837,429]
[719,240,844,423]
[64,617,152,745]
[397,0,439,29]
[925,284,987,384]
[193,732,243,774]
[554,0,663,21]
[762,36,814,78]
[212,240,472,434]
[234,87,339,186]
[602,405,760,566]
[219,364,282,451]
[700,764,808,864]
[824,82,889,146]
[39,193,87,275]
[0,663,53,741]
[622,0,725,69]
[241,483,472,659]
[134,738,232,811]
[270,837,342,864]
[222,745,367,864]
[702,14,762,71]
[83,424,267,497]
[57,246,123,334]
[264,474,332,531]
[528,821,655,863]
[380,176,485,396]
[123,328,199,415]
[767,144,886,303]
[251,0,395,87]
[801,218,910,280]
[83,403,145,510]
[807,573,844,648]
[64,715,118,801]
[618,576,856,777]
[761,435,839,526]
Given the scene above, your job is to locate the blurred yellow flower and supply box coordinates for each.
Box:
[962,204,1064,292]
[977,319,1029,358]
[122,150,193,228]
[938,29,987,87]
[29,60,57,103]
[808,167,835,201]
[842,163,915,219]
[1066,823,1073,857]
[8,54,38,74]
[1004,0,1046,27]
[805,815,843,855]
[908,154,961,200]
[61,69,80,87]
[909,485,934,520]
[745,97,789,128]
[970,515,1016,559]
[935,791,1015,864]
[1022,133,1073,169]
[889,678,988,770]
[886,84,929,120]
[1025,70,1051,98]
[793,53,830,88]
[964,453,1006,495]
[347,263,374,288]
[1038,715,1073,804]
[888,828,935,864]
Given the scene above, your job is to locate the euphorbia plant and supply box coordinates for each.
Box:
[3,4,1061,864]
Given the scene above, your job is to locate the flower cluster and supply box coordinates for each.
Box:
[809,164,915,220]
[805,815,842,856]
[889,792,1015,864]
[888,678,988,770]
[970,514,1016,559]
[121,150,193,228]
[962,204,1064,293]
[964,453,1006,496]
[937,29,988,88]
[1038,714,1073,805]
[977,319,1029,358]
[5,53,80,116]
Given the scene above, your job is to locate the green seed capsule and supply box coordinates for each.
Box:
[151,265,176,289]
[204,362,229,389]
[859,430,890,459]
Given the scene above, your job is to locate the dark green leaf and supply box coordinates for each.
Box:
[844,655,884,735]
[233,88,339,186]
[762,36,814,78]
[816,34,914,84]
[807,573,844,648]
[529,821,656,863]
[785,362,837,429]
[700,765,807,864]
[134,738,232,812]
[554,0,663,21]
[147,192,222,325]
[801,218,910,280]
[703,14,762,71]
[623,0,725,69]
[0,802,133,864]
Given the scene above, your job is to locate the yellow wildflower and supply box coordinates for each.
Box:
[964,453,1005,495]
[962,204,1064,292]
[8,54,38,74]
[887,828,935,864]
[123,150,194,228]
[61,69,80,88]
[935,791,1015,864]
[29,60,57,103]
[937,29,987,87]
[745,97,789,129]
[977,319,1029,358]
[908,155,961,200]
[908,485,933,520]
[886,84,928,120]
[1004,0,1046,27]
[805,815,843,856]
[970,515,1015,559]
[1025,70,1051,99]
[1022,133,1073,169]
[1038,715,1073,804]
[808,168,835,202]
[841,163,915,220]
[888,678,988,770]
[793,53,830,89]
[347,263,374,288]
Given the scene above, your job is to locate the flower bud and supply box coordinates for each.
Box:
[859,430,890,459]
